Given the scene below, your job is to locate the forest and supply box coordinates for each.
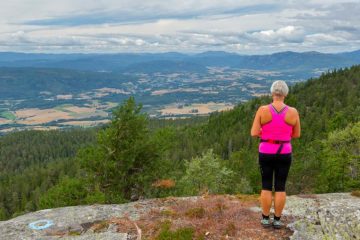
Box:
[0,65,359,220]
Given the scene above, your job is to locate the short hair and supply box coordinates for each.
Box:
[270,80,289,96]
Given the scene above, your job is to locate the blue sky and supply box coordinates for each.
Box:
[0,0,359,54]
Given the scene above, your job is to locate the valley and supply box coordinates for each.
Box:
[0,67,303,133]
[0,50,359,133]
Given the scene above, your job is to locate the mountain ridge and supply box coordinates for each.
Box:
[0,49,359,72]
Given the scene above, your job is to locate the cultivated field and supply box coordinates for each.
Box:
[158,102,234,116]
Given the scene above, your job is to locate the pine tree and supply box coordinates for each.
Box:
[79,96,160,202]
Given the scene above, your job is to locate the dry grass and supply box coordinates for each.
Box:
[108,217,138,236]
[160,208,178,217]
[47,194,295,239]
[128,194,294,240]
[185,207,206,218]
[91,220,109,233]
[234,193,260,202]
[151,179,176,189]
[351,190,360,197]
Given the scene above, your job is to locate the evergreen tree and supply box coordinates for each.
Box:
[79,96,160,202]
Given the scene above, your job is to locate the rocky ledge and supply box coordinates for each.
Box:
[0,193,359,240]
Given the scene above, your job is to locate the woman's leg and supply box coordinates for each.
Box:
[260,190,272,215]
[258,153,274,216]
[274,192,286,217]
[274,153,292,217]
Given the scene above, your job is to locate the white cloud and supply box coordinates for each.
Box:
[251,26,305,43]
[0,1,359,53]
[304,33,347,45]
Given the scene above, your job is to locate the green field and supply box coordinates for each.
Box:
[0,111,16,120]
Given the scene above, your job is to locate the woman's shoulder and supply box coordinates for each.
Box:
[255,105,268,115]
[285,106,299,117]
[286,105,298,113]
[256,105,272,117]
[258,104,270,111]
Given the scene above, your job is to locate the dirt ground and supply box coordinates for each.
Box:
[110,194,294,240]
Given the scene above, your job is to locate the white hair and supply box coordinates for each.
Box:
[270,80,289,96]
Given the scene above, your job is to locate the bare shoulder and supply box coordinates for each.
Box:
[254,105,266,116]
[258,105,269,112]
[287,106,299,116]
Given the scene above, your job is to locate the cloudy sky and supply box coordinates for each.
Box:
[0,0,359,54]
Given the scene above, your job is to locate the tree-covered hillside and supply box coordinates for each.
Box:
[0,65,359,220]
[0,129,97,219]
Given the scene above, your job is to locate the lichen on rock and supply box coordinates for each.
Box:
[0,193,358,239]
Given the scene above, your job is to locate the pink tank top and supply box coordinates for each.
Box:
[259,104,293,154]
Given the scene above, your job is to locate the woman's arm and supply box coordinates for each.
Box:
[251,107,262,137]
[292,109,301,138]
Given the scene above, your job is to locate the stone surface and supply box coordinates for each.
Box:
[287,193,360,240]
[0,193,359,239]
[250,193,360,239]
[288,193,360,240]
[0,199,161,240]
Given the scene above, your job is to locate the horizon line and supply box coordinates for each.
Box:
[0,49,359,56]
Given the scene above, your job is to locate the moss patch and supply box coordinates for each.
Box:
[185,207,205,218]
[155,220,194,240]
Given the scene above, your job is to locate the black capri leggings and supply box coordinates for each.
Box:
[258,152,292,192]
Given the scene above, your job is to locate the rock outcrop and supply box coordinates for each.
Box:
[0,193,359,239]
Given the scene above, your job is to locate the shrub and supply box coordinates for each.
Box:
[177,149,234,195]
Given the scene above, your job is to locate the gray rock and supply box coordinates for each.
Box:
[233,193,360,240]
[286,193,360,240]
[0,199,159,240]
[0,193,359,240]
[65,232,128,240]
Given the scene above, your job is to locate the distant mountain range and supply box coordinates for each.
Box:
[0,50,359,73]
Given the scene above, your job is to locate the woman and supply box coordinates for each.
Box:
[250,80,301,229]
